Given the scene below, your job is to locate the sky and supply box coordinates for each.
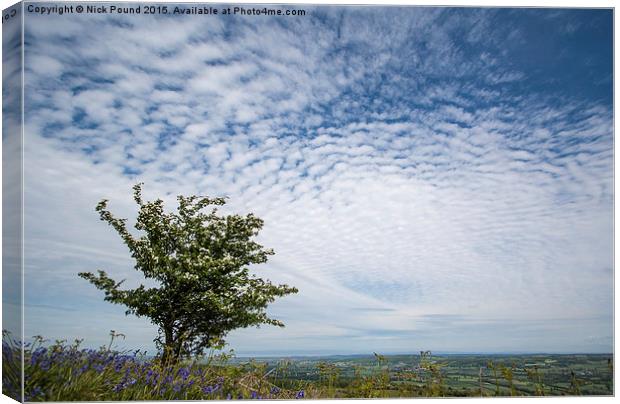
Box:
[9,3,613,355]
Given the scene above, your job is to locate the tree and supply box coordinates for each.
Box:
[79,184,298,363]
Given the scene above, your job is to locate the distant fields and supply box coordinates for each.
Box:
[237,353,613,397]
[2,334,613,400]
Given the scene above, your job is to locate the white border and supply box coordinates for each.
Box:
[0,1,615,404]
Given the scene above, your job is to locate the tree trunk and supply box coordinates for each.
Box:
[161,326,176,364]
[174,340,183,360]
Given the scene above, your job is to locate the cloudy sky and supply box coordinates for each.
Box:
[16,3,613,355]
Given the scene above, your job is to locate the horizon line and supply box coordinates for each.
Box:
[231,351,614,357]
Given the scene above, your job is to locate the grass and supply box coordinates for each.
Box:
[4,331,310,401]
[1,331,613,401]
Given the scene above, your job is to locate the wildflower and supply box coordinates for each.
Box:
[151,373,160,386]
[30,347,47,366]
[178,367,191,381]
[25,386,43,401]
[40,359,51,371]
[226,393,233,400]
[295,390,305,399]
[202,385,214,395]
[103,354,114,365]
[173,383,182,393]
[2,341,12,357]
[270,386,281,395]
[2,341,10,350]
[251,391,258,399]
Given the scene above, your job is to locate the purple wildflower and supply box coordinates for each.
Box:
[251,391,258,399]
[2,342,12,356]
[296,390,305,399]
[30,347,47,366]
[178,367,191,381]
[25,386,43,401]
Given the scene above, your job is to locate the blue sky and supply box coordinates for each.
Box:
[17,4,612,355]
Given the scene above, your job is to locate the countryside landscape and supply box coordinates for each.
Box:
[2,331,614,400]
[2,2,614,401]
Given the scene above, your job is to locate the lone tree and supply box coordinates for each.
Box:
[79,184,298,362]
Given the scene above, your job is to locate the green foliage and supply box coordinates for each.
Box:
[525,365,545,396]
[606,358,613,392]
[350,364,374,398]
[2,330,22,400]
[79,184,298,362]
[487,360,500,396]
[317,361,340,396]
[419,350,445,397]
[569,370,582,395]
[500,363,516,396]
[478,366,484,396]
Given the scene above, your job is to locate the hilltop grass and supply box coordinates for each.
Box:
[4,331,311,401]
[1,331,611,401]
